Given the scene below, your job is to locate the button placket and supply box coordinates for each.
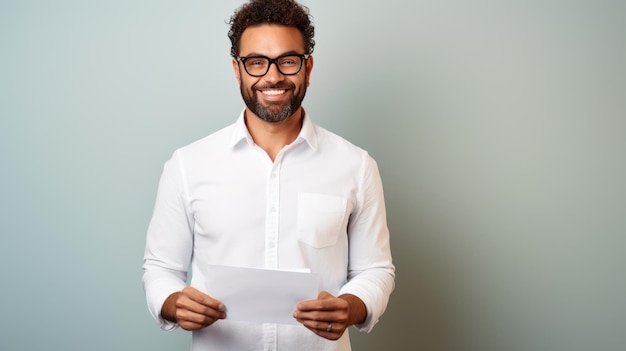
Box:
[264,161,280,270]
[263,161,280,350]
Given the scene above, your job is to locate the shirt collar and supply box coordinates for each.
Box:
[229,108,318,151]
[297,110,318,151]
[230,109,253,148]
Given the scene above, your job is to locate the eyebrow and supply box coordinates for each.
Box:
[240,50,303,58]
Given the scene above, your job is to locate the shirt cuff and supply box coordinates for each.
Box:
[143,275,186,331]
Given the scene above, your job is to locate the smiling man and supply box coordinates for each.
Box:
[142,1,395,350]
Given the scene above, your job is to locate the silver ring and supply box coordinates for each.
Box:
[326,323,332,332]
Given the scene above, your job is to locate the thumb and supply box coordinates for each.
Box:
[317,291,334,300]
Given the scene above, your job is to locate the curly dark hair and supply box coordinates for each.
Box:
[228,0,315,57]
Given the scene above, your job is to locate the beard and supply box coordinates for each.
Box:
[240,80,307,123]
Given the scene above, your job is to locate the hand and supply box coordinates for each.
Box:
[161,287,226,331]
[293,291,366,341]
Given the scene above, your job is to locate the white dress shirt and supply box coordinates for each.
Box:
[143,110,395,351]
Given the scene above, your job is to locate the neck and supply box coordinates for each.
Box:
[245,108,304,161]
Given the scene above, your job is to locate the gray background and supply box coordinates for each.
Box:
[1,0,624,350]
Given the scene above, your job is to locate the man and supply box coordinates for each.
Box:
[142,0,395,349]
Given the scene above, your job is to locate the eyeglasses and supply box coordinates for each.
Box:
[236,54,310,77]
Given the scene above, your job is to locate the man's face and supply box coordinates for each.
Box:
[233,24,313,123]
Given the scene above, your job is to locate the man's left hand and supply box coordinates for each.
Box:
[293,291,366,340]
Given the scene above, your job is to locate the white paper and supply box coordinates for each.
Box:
[200,265,320,325]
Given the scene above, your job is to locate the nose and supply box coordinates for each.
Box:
[263,61,284,83]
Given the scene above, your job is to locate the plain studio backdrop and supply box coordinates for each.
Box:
[1,0,624,350]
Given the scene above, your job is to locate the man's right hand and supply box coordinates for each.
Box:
[161,287,227,330]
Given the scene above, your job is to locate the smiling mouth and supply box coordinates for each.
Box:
[260,89,287,96]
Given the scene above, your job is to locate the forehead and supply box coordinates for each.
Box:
[239,24,305,57]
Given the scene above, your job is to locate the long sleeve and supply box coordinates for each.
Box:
[142,151,194,330]
[339,155,395,333]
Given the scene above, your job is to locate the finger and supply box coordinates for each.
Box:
[182,287,226,312]
[296,300,337,313]
[177,312,224,331]
[317,290,334,300]
[177,299,227,323]
[296,291,334,311]
[175,300,225,331]
[294,309,335,323]
[299,320,345,341]
[177,313,218,331]
[296,296,347,313]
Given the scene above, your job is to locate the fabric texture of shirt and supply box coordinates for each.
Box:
[142,110,395,351]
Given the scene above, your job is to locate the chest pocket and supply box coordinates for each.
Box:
[296,192,347,248]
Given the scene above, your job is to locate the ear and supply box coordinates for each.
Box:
[232,58,241,83]
[305,55,314,87]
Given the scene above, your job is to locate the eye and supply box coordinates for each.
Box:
[248,59,267,67]
[279,57,298,66]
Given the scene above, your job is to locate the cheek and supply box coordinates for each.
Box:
[239,77,254,91]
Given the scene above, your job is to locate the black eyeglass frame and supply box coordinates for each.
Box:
[236,54,310,77]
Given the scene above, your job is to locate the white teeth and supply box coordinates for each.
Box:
[263,90,285,95]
